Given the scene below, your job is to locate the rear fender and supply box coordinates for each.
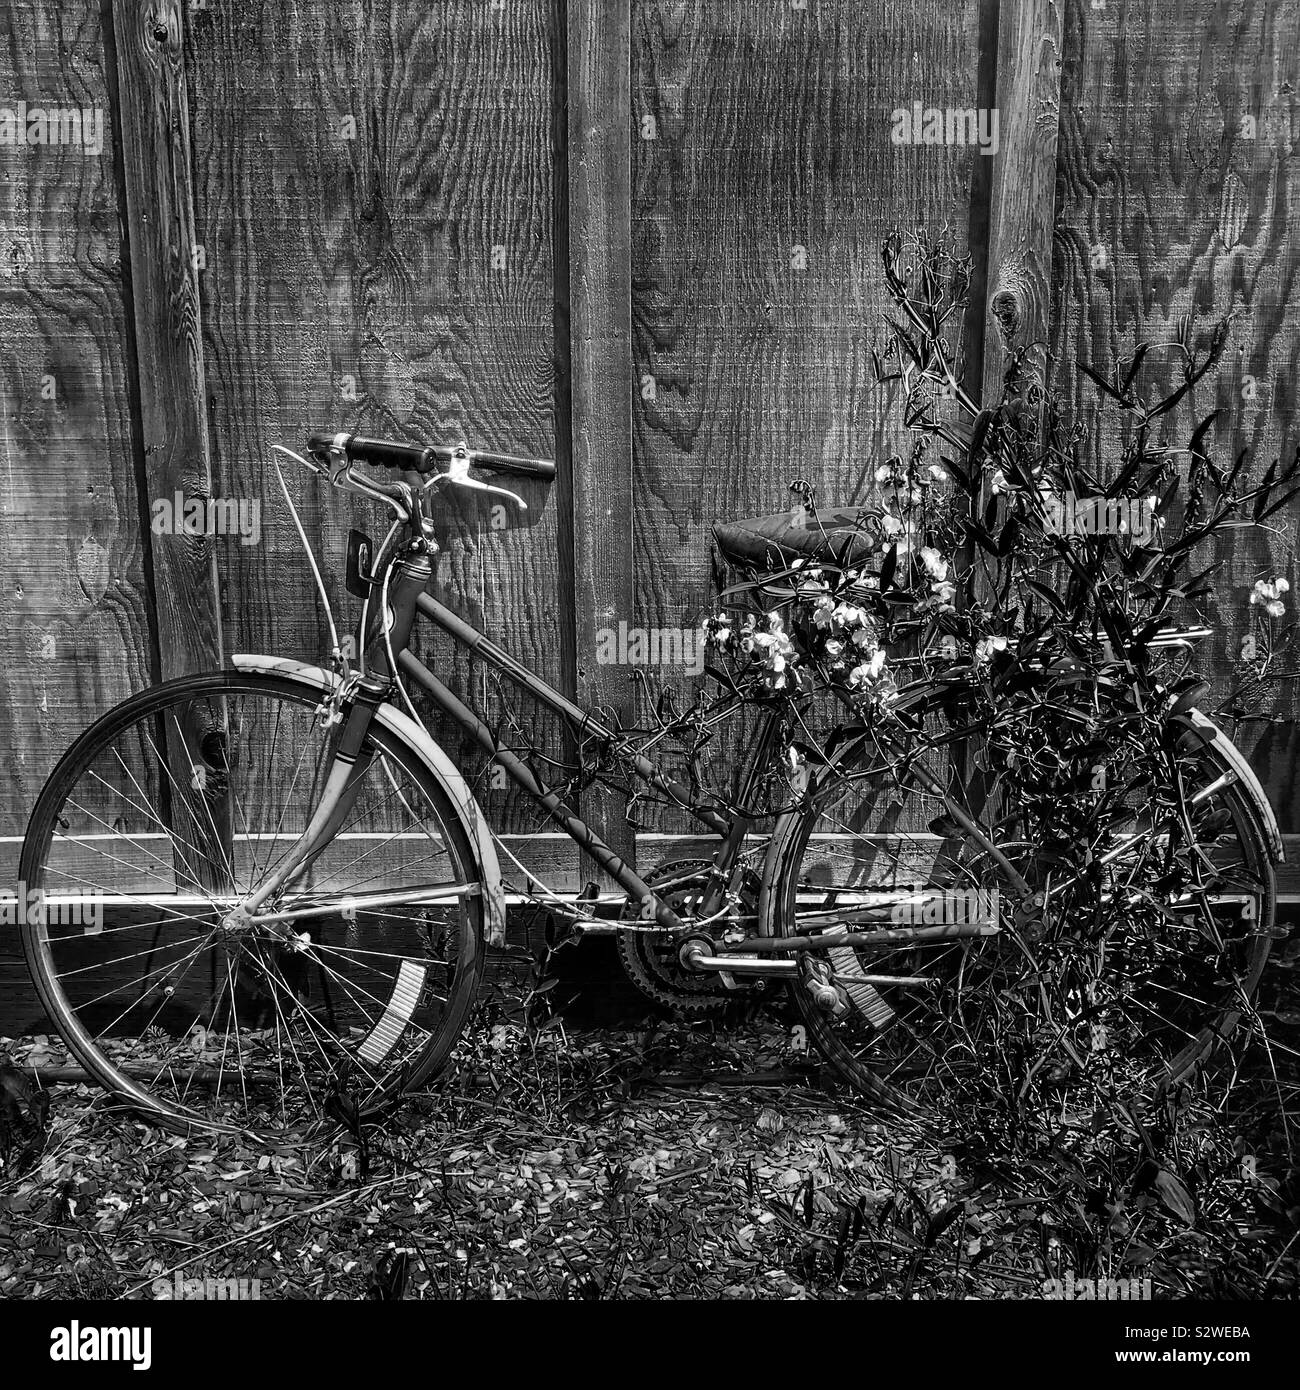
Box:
[1178,708,1283,864]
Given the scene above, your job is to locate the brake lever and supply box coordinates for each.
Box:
[438,443,528,512]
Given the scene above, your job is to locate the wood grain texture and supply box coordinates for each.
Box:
[184,0,567,855]
[0,0,154,1015]
[109,0,222,678]
[982,0,1065,396]
[1051,0,1300,826]
[630,0,983,831]
[566,0,638,880]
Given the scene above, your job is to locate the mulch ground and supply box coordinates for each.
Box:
[2,1000,1297,1300]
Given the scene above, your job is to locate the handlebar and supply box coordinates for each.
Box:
[305,432,556,483]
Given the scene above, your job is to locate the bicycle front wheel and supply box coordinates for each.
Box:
[19,671,486,1136]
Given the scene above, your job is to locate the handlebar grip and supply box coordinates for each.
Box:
[470,450,556,482]
[345,436,435,472]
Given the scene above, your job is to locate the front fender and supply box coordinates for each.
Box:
[231,653,507,945]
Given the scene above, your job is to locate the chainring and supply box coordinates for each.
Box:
[617,859,763,1016]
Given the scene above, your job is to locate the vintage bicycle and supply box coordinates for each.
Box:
[17,430,1281,1136]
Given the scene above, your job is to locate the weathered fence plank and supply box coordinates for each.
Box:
[981,0,1064,398]
[109,0,222,678]
[0,0,155,1019]
[630,0,985,834]
[565,0,638,882]
[184,0,569,878]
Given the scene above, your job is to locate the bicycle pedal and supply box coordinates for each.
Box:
[823,924,895,1030]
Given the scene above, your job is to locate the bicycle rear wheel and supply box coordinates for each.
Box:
[19,671,486,1136]
[761,691,1275,1126]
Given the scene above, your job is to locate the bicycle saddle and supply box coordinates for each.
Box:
[713,508,878,572]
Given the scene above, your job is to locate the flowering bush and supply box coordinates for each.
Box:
[707,229,1300,753]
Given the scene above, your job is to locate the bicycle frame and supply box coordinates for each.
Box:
[233,451,1103,959]
[232,512,1054,964]
[237,536,784,938]
[397,581,773,934]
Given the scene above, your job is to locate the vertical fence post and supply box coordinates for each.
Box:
[564,0,637,885]
[109,0,222,677]
[981,0,1064,403]
[110,0,228,894]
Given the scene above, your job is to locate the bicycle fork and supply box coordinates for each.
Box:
[232,554,434,929]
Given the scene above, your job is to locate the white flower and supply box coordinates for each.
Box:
[847,646,888,686]
[928,464,948,483]
[811,595,836,629]
[831,602,870,631]
[823,638,845,661]
[1251,577,1290,617]
[930,580,957,611]
[919,546,949,582]
[875,464,893,484]
[974,635,1009,665]
[878,512,918,557]
[989,469,1009,494]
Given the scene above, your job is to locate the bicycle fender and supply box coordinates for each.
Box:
[1180,708,1284,864]
[231,653,508,945]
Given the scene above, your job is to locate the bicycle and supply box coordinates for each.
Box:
[17,431,1282,1137]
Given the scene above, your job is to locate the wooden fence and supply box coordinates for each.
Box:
[1,0,1298,1026]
